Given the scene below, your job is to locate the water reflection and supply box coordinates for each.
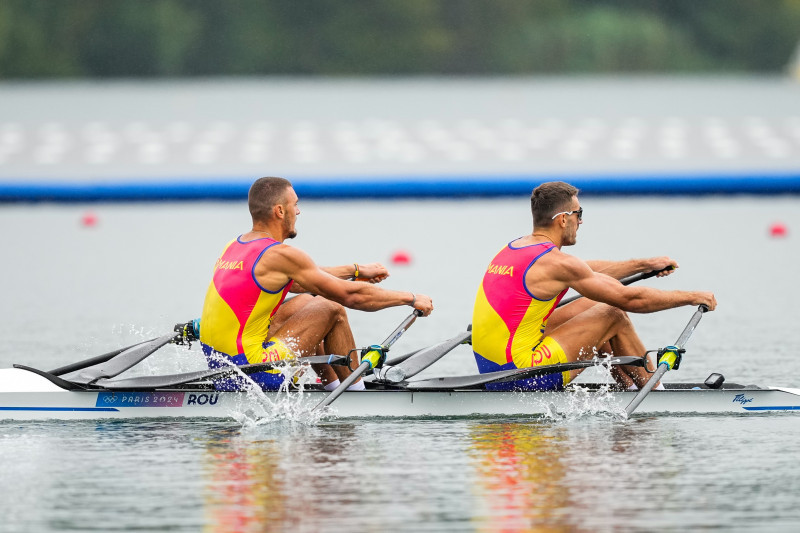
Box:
[466,418,690,531]
[199,423,363,532]
[202,427,287,532]
[468,421,576,532]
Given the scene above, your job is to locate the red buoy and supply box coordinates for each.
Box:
[769,222,788,238]
[391,250,412,265]
[81,211,98,227]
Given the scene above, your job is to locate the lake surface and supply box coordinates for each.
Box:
[1,196,799,531]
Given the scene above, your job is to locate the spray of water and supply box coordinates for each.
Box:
[206,351,329,427]
[537,348,628,422]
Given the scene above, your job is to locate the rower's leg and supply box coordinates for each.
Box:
[605,314,653,388]
[269,296,360,385]
[309,341,340,386]
[595,340,638,388]
[269,296,339,384]
[544,297,596,332]
[549,303,654,386]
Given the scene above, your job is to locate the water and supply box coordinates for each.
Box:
[1,196,800,531]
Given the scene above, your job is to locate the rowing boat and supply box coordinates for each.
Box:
[1,365,799,420]
[3,306,799,421]
[3,351,800,422]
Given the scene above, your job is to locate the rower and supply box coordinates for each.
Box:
[472,181,716,391]
[198,177,434,392]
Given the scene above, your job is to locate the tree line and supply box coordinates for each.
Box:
[1,0,799,78]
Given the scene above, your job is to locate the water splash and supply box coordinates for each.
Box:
[206,353,328,427]
[538,356,628,422]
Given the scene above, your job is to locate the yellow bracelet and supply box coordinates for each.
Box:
[353,263,360,279]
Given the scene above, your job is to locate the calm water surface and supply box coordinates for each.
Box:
[1,197,799,531]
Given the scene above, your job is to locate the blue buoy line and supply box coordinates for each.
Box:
[1,172,800,202]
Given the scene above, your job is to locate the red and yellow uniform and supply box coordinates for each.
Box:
[472,240,570,390]
[200,236,294,390]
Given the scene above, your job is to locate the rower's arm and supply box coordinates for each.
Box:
[290,262,389,292]
[567,257,715,313]
[269,247,432,315]
[321,262,389,283]
[586,256,678,280]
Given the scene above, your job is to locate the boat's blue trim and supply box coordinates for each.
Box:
[0,406,120,412]
[742,406,800,411]
[2,172,800,202]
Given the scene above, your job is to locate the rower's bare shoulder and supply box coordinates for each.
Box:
[264,243,311,266]
[254,244,312,280]
[540,249,591,279]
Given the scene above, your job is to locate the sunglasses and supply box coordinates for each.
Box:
[551,207,583,221]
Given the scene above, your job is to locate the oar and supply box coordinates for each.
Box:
[624,305,709,417]
[91,354,351,390]
[313,310,423,411]
[404,356,646,391]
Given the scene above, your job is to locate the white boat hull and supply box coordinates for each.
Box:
[1,368,799,420]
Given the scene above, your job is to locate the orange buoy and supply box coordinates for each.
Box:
[769,222,788,238]
[391,250,412,265]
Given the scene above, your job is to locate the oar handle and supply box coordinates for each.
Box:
[633,265,675,282]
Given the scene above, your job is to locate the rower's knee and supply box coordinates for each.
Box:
[311,297,349,323]
[596,303,631,327]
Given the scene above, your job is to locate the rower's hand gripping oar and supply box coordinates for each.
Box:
[624,304,709,417]
[313,310,423,411]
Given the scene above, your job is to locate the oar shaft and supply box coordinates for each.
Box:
[674,306,706,348]
[313,310,422,412]
[381,311,421,348]
[624,305,708,416]
[316,361,371,408]
[624,365,668,415]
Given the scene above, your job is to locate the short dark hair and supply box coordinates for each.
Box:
[248,177,293,223]
[530,181,579,227]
